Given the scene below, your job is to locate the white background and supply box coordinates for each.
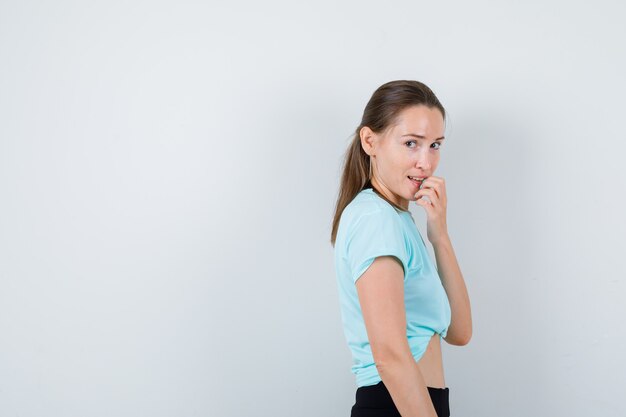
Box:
[1,1,625,416]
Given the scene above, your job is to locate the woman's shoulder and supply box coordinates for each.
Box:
[341,188,399,225]
[335,188,409,254]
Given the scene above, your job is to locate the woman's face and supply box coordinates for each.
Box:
[360,105,445,210]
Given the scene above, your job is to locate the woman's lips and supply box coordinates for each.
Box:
[408,176,424,188]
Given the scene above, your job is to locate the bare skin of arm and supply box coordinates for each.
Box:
[414,176,472,347]
[356,256,438,417]
[433,234,472,346]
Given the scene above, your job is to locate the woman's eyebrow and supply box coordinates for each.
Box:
[402,133,445,140]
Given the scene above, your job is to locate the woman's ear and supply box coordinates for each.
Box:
[359,126,377,156]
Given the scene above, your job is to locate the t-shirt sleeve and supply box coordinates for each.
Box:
[344,208,410,284]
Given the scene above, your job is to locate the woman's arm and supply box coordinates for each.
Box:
[432,235,473,346]
[414,176,472,346]
[356,256,439,417]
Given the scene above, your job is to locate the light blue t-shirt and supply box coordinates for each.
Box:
[334,187,452,387]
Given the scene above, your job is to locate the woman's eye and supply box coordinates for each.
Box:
[405,141,442,150]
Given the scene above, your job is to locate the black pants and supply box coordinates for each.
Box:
[350,380,450,417]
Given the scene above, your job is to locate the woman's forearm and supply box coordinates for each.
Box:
[377,355,439,417]
[432,234,472,345]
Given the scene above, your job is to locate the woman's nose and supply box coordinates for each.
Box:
[415,154,431,171]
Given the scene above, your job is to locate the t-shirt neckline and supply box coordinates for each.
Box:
[363,188,411,215]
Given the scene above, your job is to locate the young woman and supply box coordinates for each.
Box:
[331,80,472,417]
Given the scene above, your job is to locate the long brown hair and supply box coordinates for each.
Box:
[330,80,446,246]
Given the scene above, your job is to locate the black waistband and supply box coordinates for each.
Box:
[354,380,450,416]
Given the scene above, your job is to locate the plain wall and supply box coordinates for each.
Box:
[1,1,625,416]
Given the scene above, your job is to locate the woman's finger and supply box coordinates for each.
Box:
[420,178,446,208]
[415,188,439,209]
